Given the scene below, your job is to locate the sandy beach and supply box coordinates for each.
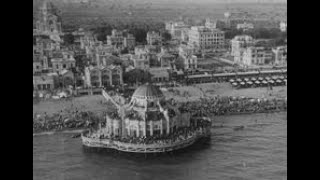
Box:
[33,83,287,116]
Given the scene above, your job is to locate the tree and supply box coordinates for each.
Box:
[162,32,172,42]
[123,69,152,85]
[63,34,75,45]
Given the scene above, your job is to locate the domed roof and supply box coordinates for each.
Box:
[132,83,163,99]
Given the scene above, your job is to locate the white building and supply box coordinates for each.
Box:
[205,18,217,29]
[51,51,76,73]
[280,21,287,32]
[272,46,287,66]
[231,35,255,64]
[236,22,254,31]
[187,26,225,53]
[107,29,124,48]
[165,21,190,42]
[146,31,162,45]
[242,47,273,66]
[132,55,150,69]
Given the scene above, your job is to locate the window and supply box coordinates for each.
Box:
[63,64,67,68]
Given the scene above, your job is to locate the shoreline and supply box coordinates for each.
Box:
[33,129,86,136]
[33,110,286,136]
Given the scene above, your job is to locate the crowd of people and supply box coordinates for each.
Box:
[88,119,211,146]
[33,110,100,133]
[178,96,287,116]
[33,95,286,134]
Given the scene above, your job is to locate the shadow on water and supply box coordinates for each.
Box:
[81,137,212,163]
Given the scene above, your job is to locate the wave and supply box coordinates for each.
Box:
[33,129,86,136]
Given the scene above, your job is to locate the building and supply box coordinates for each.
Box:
[231,35,254,56]
[205,18,217,29]
[182,55,198,69]
[149,68,170,83]
[107,29,124,48]
[33,55,49,74]
[123,33,136,50]
[187,26,225,53]
[34,0,62,35]
[157,53,176,69]
[242,47,273,66]
[132,55,150,69]
[103,84,192,137]
[33,75,55,91]
[147,31,162,45]
[84,65,123,88]
[51,51,76,73]
[236,22,254,31]
[280,21,287,32]
[272,46,287,66]
[165,21,190,41]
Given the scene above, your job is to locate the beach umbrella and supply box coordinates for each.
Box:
[265,77,271,80]
[272,76,279,80]
[229,79,235,83]
[276,79,282,83]
[240,82,245,85]
[269,80,275,84]
[262,80,268,84]
[279,76,285,79]
[258,77,264,81]
[232,82,238,86]
[236,78,242,82]
[244,78,249,82]
[247,81,253,85]
[255,81,260,84]
[251,77,257,81]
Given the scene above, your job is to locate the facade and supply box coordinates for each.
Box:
[147,31,162,45]
[205,18,217,29]
[183,55,198,69]
[280,21,287,32]
[34,0,62,35]
[84,65,123,88]
[149,68,170,83]
[242,47,273,66]
[123,33,136,50]
[236,22,254,31]
[157,53,176,69]
[33,55,49,74]
[165,21,190,41]
[132,55,150,69]
[272,46,287,66]
[104,84,191,137]
[187,26,225,53]
[33,75,55,91]
[107,29,124,48]
[231,35,255,64]
[51,51,76,73]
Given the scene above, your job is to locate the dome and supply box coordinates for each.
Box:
[132,83,163,99]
